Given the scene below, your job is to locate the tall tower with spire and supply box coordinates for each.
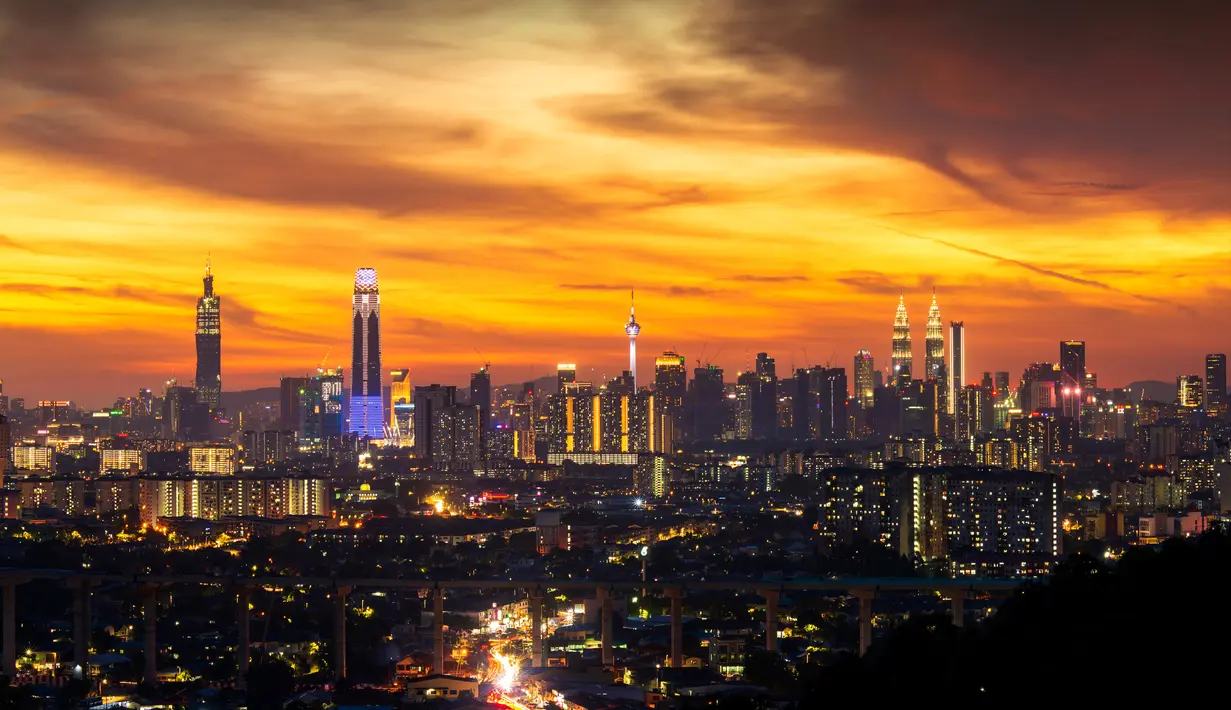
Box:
[925,289,945,382]
[625,289,641,388]
[891,295,912,381]
[349,267,383,438]
[194,257,222,410]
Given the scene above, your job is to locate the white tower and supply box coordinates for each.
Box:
[624,289,641,388]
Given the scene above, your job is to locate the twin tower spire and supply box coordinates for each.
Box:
[891,289,945,382]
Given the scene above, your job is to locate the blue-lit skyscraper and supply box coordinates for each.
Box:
[349,268,383,438]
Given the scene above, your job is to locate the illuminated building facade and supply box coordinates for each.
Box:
[557,364,577,394]
[316,368,345,439]
[1177,374,1203,410]
[349,267,383,438]
[389,368,413,444]
[1207,353,1228,416]
[924,290,944,382]
[100,448,147,474]
[189,445,237,475]
[194,259,222,410]
[948,321,965,415]
[11,445,55,473]
[891,295,912,383]
[655,351,686,447]
[854,350,875,410]
[634,454,668,498]
[0,414,9,483]
[431,404,480,472]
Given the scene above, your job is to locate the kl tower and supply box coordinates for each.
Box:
[625,289,641,388]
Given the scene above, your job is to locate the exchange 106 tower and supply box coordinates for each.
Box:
[349,267,383,438]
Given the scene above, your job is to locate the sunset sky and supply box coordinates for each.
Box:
[1,0,1228,407]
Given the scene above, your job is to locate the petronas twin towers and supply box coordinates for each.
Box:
[891,290,967,416]
[891,289,946,384]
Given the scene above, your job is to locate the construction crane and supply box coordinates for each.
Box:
[317,347,332,374]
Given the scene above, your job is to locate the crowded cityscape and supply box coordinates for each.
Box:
[0,262,1226,708]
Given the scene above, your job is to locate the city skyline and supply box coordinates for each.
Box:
[0,263,1225,408]
[1,2,1229,405]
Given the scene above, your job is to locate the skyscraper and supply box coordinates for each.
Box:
[624,290,641,388]
[413,385,456,459]
[1059,341,1086,387]
[752,353,778,439]
[1205,354,1227,416]
[854,350,875,409]
[925,290,944,382]
[470,366,492,468]
[349,268,383,438]
[654,352,686,412]
[557,364,577,394]
[655,351,686,448]
[195,259,221,410]
[688,365,725,442]
[1177,375,1203,410]
[389,368,412,443]
[0,413,10,484]
[891,295,912,382]
[948,321,965,415]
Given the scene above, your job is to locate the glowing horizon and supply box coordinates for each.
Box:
[0,1,1228,407]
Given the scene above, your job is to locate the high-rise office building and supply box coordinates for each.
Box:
[948,321,965,415]
[688,365,725,442]
[924,290,944,382]
[1205,354,1227,416]
[413,385,457,459]
[854,350,875,410]
[279,377,311,433]
[994,372,1011,403]
[891,295,912,382]
[557,364,577,395]
[389,368,412,429]
[349,267,383,438]
[316,368,345,439]
[470,367,492,426]
[1059,341,1086,418]
[655,351,686,448]
[752,353,778,439]
[792,366,848,441]
[163,385,208,441]
[1018,363,1057,413]
[654,352,687,412]
[471,366,492,468]
[956,384,993,443]
[1059,341,1086,387]
[195,259,222,410]
[1177,375,1203,410]
[624,291,641,388]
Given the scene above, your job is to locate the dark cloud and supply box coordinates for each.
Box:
[557,283,719,297]
[0,0,595,219]
[879,224,1192,311]
[564,0,1231,215]
[726,274,809,283]
[834,271,903,296]
[559,283,627,291]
